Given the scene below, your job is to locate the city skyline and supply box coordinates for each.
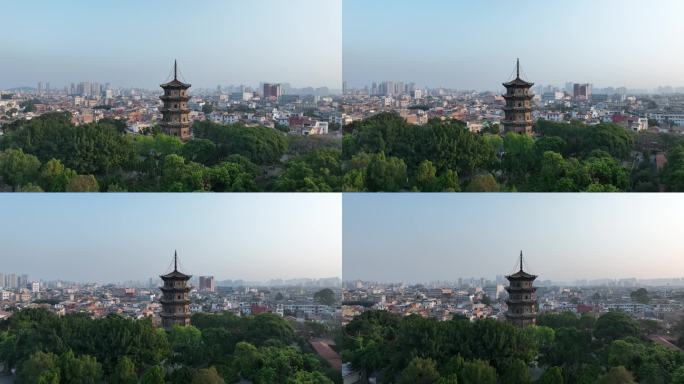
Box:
[343,0,684,90]
[0,194,341,283]
[342,194,684,282]
[1,0,342,89]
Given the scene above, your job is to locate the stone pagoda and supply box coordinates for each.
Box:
[160,60,192,141]
[505,250,537,327]
[160,250,192,329]
[502,59,534,135]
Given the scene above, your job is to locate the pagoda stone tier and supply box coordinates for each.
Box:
[502,59,534,135]
[505,251,537,327]
[159,60,192,141]
[160,251,192,329]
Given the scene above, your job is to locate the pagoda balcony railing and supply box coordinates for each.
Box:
[506,312,537,319]
[159,287,192,293]
[504,95,534,100]
[505,286,537,292]
[506,300,537,307]
[160,312,191,318]
[160,95,190,101]
[501,120,533,126]
[159,299,190,305]
[159,122,191,128]
[503,106,532,112]
[158,108,191,113]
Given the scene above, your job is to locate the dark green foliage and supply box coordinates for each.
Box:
[0,148,41,190]
[342,311,535,381]
[400,357,440,384]
[1,113,133,175]
[0,111,667,192]
[661,145,684,191]
[630,288,650,304]
[594,311,640,343]
[535,120,634,159]
[597,366,635,384]
[345,310,684,384]
[193,120,288,164]
[314,289,337,306]
[537,366,563,384]
[344,113,496,178]
[0,308,335,383]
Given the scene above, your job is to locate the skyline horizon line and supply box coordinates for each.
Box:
[344,275,684,286]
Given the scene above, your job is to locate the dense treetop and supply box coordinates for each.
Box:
[1,111,682,191]
[0,308,339,383]
[342,310,684,384]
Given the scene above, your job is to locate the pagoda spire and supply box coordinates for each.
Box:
[174,250,178,271]
[174,60,178,80]
[516,58,520,79]
[519,250,523,271]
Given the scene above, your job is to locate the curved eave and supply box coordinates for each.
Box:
[503,78,534,87]
[160,272,192,280]
[160,81,192,89]
[506,271,537,280]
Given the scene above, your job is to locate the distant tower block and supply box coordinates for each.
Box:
[160,60,192,141]
[505,251,537,327]
[502,59,534,135]
[160,250,192,329]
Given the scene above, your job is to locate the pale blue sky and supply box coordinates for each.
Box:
[0,194,341,283]
[1,0,342,89]
[343,0,684,90]
[343,194,684,283]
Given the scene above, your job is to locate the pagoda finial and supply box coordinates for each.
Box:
[174,250,178,271]
[174,60,178,80]
[519,250,523,271]
[516,58,520,79]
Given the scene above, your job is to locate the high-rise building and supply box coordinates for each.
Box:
[573,83,592,101]
[159,60,192,141]
[385,81,395,96]
[8,274,18,289]
[505,251,537,327]
[91,82,101,98]
[160,251,192,329]
[199,276,216,293]
[37,81,44,95]
[502,59,534,135]
[263,83,283,99]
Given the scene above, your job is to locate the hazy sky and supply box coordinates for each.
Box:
[0,194,341,283]
[343,0,684,90]
[1,0,341,89]
[343,194,684,283]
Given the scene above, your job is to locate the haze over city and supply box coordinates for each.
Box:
[1,0,342,89]
[0,194,341,283]
[343,0,684,90]
[342,194,684,283]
